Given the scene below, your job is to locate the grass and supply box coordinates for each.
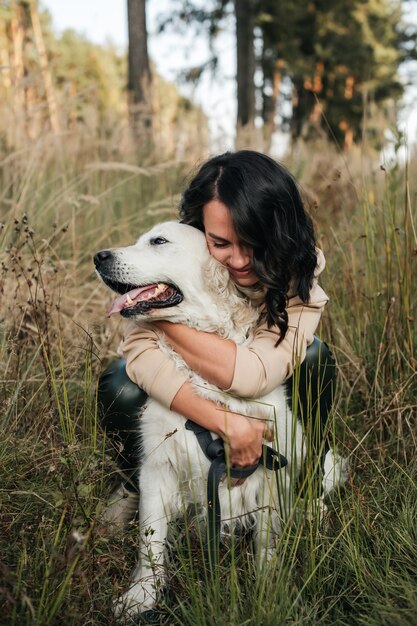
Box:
[0,131,416,625]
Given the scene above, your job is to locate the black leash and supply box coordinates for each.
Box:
[185,420,288,571]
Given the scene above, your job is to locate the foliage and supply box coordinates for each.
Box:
[0,1,208,158]
[155,0,416,148]
[50,29,126,125]
[260,0,410,147]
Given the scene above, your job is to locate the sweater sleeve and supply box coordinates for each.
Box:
[225,249,329,398]
[119,321,189,409]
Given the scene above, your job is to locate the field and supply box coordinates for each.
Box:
[1,132,416,626]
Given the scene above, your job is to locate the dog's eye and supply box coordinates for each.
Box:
[150,237,169,245]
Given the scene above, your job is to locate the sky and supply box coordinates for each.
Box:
[40,0,417,153]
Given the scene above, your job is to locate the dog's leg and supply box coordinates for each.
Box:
[253,509,276,571]
[114,470,177,619]
[251,472,276,570]
[253,470,291,570]
[322,448,349,496]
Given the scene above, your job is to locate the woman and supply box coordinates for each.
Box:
[98,150,335,527]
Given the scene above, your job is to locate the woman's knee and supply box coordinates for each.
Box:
[97,360,148,478]
[286,336,337,427]
[302,337,337,408]
[303,336,336,371]
[97,359,148,434]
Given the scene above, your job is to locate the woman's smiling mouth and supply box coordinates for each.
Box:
[228,266,252,276]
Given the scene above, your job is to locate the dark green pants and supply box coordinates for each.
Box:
[97,337,336,491]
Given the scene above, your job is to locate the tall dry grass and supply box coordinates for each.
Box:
[0,130,416,625]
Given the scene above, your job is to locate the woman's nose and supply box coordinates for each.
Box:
[229,245,250,267]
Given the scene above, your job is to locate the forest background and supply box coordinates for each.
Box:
[1,1,417,625]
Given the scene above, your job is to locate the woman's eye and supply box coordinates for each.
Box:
[213,242,229,248]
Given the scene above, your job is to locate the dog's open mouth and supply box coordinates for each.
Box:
[104,279,183,318]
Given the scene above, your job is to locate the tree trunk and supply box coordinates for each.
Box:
[9,4,26,145]
[234,0,256,148]
[262,59,284,153]
[0,13,13,148]
[127,0,153,149]
[29,0,60,135]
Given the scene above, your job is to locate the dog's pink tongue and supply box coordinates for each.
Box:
[107,285,158,317]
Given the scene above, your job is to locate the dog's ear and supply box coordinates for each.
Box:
[204,256,231,296]
[204,257,259,334]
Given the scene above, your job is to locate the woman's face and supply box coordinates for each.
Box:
[203,199,258,287]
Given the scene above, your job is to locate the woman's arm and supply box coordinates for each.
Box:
[229,287,328,397]
[120,321,266,466]
[154,281,329,397]
[154,250,329,396]
[154,322,236,388]
[120,320,190,406]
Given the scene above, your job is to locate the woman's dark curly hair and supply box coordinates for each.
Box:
[179,150,317,344]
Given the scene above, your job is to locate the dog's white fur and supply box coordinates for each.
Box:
[97,221,347,618]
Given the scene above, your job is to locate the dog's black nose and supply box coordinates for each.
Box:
[94,250,113,266]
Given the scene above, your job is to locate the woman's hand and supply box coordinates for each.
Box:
[170,382,273,479]
[221,411,271,468]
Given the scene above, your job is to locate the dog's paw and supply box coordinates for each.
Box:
[304,496,329,526]
[114,584,157,621]
[322,450,349,495]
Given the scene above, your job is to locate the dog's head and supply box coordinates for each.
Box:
[94,221,259,337]
[94,221,238,324]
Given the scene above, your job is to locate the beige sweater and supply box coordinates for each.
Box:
[119,250,329,408]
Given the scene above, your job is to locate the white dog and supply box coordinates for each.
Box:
[94,221,346,619]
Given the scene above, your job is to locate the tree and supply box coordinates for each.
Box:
[156,0,415,150]
[0,1,60,145]
[258,0,412,148]
[127,0,153,148]
[235,0,256,147]
[156,0,259,146]
[29,0,60,134]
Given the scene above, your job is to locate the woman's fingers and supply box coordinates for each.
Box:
[221,418,274,486]
[223,413,267,467]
